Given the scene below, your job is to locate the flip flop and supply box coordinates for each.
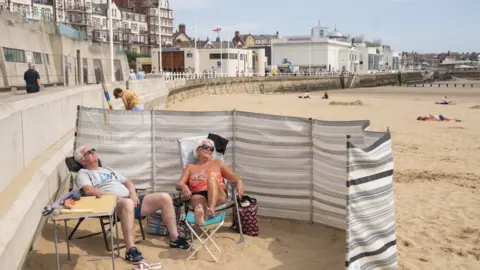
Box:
[206,207,216,219]
[132,260,162,270]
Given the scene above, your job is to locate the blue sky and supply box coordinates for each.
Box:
[171,0,479,53]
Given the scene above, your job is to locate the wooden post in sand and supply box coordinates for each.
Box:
[387,127,390,133]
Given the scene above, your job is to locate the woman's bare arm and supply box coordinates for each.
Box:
[218,161,241,183]
[176,165,191,191]
[217,161,244,198]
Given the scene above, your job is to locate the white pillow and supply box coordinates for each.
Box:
[178,135,207,168]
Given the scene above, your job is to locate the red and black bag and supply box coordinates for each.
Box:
[232,195,259,236]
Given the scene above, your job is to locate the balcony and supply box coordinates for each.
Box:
[66,5,87,12]
[92,35,104,42]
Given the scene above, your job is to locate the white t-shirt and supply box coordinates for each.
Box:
[75,167,130,198]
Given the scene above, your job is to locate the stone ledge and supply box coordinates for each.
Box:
[0,131,73,270]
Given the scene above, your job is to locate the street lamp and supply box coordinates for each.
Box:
[308,37,312,75]
[213,27,222,77]
[157,2,163,73]
[189,25,197,76]
[108,0,114,83]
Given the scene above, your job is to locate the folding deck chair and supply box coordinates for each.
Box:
[177,135,244,262]
[64,156,146,252]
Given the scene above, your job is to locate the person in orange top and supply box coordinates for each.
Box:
[176,139,245,225]
[113,88,144,110]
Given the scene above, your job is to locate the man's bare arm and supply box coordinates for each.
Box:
[123,180,136,196]
[81,185,108,196]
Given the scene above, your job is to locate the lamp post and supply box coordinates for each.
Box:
[157,2,162,73]
[213,27,222,77]
[189,25,197,76]
[308,37,312,75]
[108,0,114,83]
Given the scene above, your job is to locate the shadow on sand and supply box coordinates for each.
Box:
[25,214,345,269]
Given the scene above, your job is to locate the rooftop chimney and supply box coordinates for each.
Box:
[235,31,240,37]
[179,24,186,34]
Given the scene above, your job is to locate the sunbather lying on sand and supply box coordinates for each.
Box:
[417,114,462,122]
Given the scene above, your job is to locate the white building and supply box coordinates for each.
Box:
[119,8,148,53]
[148,0,173,47]
[272,22,402,74]
[2,0,54,22]
[272,25,358,73]
[151,46,266,77]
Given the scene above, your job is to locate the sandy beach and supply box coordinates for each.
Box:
[25,86,480,270]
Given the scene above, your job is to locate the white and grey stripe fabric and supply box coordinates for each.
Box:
[346,135,397,270]
[312,120,385,229]
[234,111,312,221]
[75,107,154,190]
[74,106,397,269]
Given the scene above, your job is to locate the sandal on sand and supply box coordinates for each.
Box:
[132,260,162,270]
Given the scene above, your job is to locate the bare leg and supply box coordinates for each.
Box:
[117,198,135,250]
[191,195,207,226]
[206,176,219,217]
[140,193,179,241]
[206,177,228,218]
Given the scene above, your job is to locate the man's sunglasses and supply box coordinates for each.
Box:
[81,148,96,160]
[200,144,214,152]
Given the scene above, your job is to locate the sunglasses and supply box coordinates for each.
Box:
[81,148,96,160]
[200,144,215,152]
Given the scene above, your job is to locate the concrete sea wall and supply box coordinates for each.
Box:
[437,71,480,81]
[166,72,424,106]
[0,78,168,270]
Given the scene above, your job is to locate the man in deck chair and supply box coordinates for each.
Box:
[175,138,245,225]
[73,145,190,263]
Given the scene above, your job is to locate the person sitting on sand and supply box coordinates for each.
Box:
[73,145,190,263]
[440,96,448,104]
[322,92,329,99]
[436,96,456,105]
[303,92,310,98]
[176,139,245,226]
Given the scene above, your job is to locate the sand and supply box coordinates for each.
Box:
[24,86,480,270]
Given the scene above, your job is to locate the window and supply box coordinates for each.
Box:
[33,52,42,64]
[4,48,26,63]
[210,53,237,60]
[45,54,50,65]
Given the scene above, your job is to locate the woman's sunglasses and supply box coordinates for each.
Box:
[81,148,96,160]
[200,144,215,152]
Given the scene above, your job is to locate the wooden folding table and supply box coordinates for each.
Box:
[50,194,119,270]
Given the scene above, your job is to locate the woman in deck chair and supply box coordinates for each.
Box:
[176,138,245,226]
